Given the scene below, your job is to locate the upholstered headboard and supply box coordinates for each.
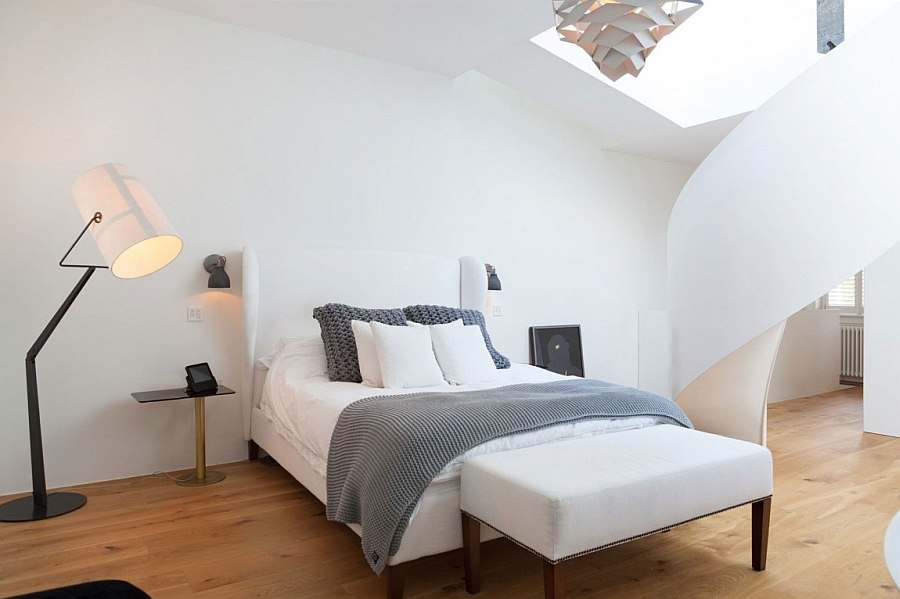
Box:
[241,246,488,440]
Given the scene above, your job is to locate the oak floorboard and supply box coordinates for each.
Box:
[1,386,897,597]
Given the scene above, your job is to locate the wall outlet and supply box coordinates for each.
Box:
[187,306,203,322]
[492,304,503,317]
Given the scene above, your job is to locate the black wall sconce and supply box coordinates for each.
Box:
[204,254,231,288]
[485,264,501,291]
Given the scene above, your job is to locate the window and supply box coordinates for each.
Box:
[824,270,864,315]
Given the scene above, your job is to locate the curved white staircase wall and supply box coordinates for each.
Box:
[677,322,785,445]
[669,3,900,441]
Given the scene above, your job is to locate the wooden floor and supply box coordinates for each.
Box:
[1,387,898,598]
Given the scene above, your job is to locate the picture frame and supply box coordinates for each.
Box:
[529,325,584,377]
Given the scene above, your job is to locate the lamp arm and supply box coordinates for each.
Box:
[27,267,97,361]
[59,212,109,270]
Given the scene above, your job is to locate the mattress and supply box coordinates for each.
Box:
[259,347,664,485]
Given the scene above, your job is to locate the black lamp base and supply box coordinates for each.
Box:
[0,492,86,522]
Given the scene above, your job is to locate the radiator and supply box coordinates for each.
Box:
[840,324,864,379]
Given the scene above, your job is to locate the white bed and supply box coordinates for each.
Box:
[240,247,664,589]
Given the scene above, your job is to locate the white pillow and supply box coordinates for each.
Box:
[263,337,328,379]
[351,319,384,387]
[430,324,498,385]
[370,321,446,389]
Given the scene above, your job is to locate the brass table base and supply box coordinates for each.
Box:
[179,395,226,487]
[176,470,226,487]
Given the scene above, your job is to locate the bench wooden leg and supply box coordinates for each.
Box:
[386,563,405,599]
[543,560,565,599]
[752,497,771,571]
[462,512,481,594]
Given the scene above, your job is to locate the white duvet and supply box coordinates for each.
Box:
[260,347,664,484]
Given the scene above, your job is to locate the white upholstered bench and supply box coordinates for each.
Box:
[459,424,773,598]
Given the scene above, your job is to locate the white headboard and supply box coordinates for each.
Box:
[241,246,487,440]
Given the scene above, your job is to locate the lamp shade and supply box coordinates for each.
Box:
[208,267,231,288]
[71,163,182,279]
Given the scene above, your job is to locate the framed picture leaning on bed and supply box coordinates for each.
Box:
[529,324,584,377]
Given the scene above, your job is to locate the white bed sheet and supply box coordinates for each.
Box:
[260,349,664,484]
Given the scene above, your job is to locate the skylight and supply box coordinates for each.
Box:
[533,0,898,128]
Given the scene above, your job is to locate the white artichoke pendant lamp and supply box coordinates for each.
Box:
[553,0,703,82]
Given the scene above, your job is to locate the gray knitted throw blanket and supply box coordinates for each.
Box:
[325,378,693,574]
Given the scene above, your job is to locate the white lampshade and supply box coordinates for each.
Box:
[71,163,182,279]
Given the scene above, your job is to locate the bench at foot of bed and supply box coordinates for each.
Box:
[459,425,773,598]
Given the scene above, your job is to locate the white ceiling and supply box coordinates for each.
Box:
[534,0,899,129]
[132,0,898,166]
[532,2,821,129]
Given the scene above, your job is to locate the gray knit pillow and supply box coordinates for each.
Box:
[313,303,407,382]
[403,305,510,369]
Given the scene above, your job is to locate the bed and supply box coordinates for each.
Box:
[241,246,682,596]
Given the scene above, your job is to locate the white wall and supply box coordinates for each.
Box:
[767,309,841,403]
[638,310,671,397]
[0,0,691,495]
[864,243,900,436]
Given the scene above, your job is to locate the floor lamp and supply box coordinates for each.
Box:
[0,163,182,523]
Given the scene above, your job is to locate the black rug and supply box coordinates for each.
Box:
[9,580,150,599]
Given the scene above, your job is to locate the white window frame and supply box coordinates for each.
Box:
[822,270,864,316]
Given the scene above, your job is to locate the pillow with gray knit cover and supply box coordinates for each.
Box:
[403,305,510,369]
[313,303,407,382]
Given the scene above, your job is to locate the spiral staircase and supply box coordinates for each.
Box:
[668,3,900,444]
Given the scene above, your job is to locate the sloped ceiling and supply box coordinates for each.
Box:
[132,0,750,165]
[129,0,762,166]
[133,0,549,78]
